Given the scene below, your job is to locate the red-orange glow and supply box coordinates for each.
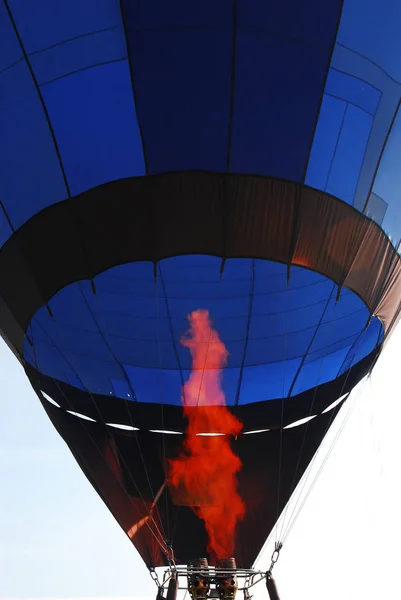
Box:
[168,310,245,560]
[127,515,150,539]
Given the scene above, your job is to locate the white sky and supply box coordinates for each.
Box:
[1,322,401,599]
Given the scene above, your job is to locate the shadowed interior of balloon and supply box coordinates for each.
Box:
[168,310,245,560]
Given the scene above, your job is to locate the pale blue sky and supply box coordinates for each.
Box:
[1,324,401,599]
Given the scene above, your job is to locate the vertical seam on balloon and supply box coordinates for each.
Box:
[323,101,348,191]
[32,320,169,551]
[120,0,149,174]
[287,283,336,397]
[301,0,345,184]
[36,375,169,555]
[335,327,366,378]
[77,283,138,402]
[226,0,238,172]
[351,109,376,209]
[157,264,186,393]
[362,97,401,213]
[234,259,255,406]
[0,200,15,233]
[4,1,72,198]
[220,0,238,275]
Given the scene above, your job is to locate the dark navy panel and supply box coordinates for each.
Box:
[124,1,232,173]
[42,60,145,195]
[0,2,22,72]
[238,0,342,48]
[338,0,401,82]
[8,0,122,54]
[230,29,330,179]
[326,104,372,204]
[30,25,127,86]
[0,61,68,229]
[24,257,382,407]
[230,0,341,179]
[373,104,401,241]
[121,0,231,28]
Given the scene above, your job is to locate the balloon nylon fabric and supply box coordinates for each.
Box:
[1,0,401,569]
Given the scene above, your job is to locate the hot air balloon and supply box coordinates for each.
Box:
[1,1,401,598]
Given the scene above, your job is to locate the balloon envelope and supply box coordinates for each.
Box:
[1,0,400,568]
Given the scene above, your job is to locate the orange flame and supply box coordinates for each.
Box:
[168,310,245,560]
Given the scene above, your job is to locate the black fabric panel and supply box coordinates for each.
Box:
[0,172,399,358]
[40,395,344,568]
[27,345,376,430]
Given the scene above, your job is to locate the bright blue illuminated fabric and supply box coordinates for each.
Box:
[24,257,383,404]
[1,0,397,406]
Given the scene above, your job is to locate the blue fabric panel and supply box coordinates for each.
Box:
[66,372,85,391]
[245,328,315,365]
[239,358,303,404]
[49,326,113,362]
[42,60,145,195]
[252,279,334,315]
[308,314,365,355]
[338,0,401,82]
[25,257,382,406]
[305,95,346,191]
[230,29,330,179]
[124,365,183,405]
[304,332,360,364]
[330,43,401,214]
[48,284,99,331]
[321,290,364,321]
[123,0,232,173]
[63,352,121,395]
[117,338,180,369]
[9,0,122,54]
[373,105,401,241]
[30,26,126,85]
[28,319,72,382]
[0,62,68,230]
[0,2,22,72]
[338,318,383,377]
[238,0,342,48]
[290,346,351,396]
[326,105,373,204]
[111,378,133,400]
[350,318,383,365]
[325,69,381,115]
[98,287,168,319]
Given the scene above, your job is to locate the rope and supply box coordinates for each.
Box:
[34,318,169,554]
